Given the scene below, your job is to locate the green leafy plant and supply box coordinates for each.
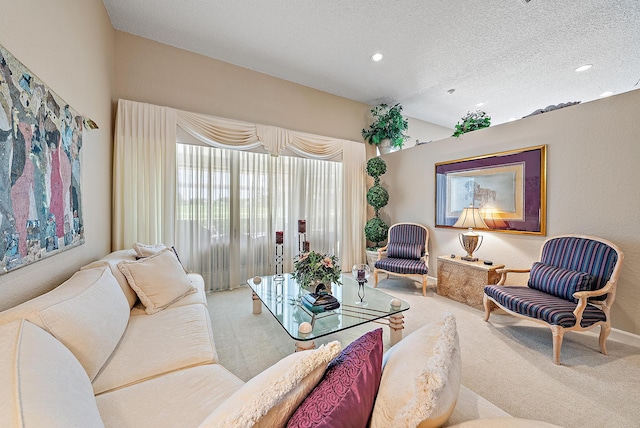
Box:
[365,217,389,248]
[367,185,389,209]
[292,250,342,289]
[361,103,409,148]
[366,156,387,178]
[364,157,389,249]
[452,110,491,137]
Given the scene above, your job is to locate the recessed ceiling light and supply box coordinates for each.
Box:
[371,53,383,62]
[575,64,593,72]
[476,102,485,107]
[599,91,614,98]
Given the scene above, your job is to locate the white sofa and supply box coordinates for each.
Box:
[0,248,556,428]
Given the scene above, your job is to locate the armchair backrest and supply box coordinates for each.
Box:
[539,235,623,301]
[386,223,429,260]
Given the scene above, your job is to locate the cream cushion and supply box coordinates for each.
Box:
[371,313,461,428]
[129,273,207,316]
[96,364,244,428]
[133,242,167,258]
[199,341,342,428]
[81,249,139,308]
[93,304,218,394]
[118,248,196,314]
[0,320,104,427]
[0,266,129,381]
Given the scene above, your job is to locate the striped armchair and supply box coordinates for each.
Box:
[483,235,624,365]
[373,223,429,296]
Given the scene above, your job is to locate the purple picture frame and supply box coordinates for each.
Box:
[435,145,547,235]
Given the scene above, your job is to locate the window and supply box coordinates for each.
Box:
[176,142,343,291]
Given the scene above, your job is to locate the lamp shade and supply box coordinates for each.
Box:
[453,205,488,230]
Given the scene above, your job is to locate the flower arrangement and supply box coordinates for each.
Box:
[292,250,342,289]
[452,110,491,137]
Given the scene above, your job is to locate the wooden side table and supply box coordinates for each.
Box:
[437,255,505,310]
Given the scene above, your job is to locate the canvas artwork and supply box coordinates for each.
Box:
[0,43,84,274]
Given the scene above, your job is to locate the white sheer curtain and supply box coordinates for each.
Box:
[175,141,343,291]
[113,99,365,290]
[113,100,177,249]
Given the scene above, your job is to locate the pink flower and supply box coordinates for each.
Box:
[322,257,333,268]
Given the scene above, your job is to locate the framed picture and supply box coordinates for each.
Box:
[435,145,546,235]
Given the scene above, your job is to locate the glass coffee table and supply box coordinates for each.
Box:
[247,273,410,351]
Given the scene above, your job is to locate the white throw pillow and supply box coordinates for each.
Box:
[118,248,196,314]
[370,313,461,428]
[198,341,342,428]
[0,266,130,381]
[133,242,168,258]
[0,320,105,427]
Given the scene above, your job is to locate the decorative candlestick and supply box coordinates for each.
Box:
[352,264,370,306]
[275,231,284,279]
[298,220,307,255]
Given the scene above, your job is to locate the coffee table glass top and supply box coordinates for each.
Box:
[247,273,410,341]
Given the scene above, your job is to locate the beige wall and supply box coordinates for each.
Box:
[114,31,370,143]
[0,0,114,310]
[380,89,640,335]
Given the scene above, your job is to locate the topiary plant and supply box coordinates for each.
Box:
[364,157,389,249]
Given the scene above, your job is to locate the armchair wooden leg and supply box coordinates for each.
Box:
[599,323,611,355]
[482,295,493,322]
[374,269,379,288]
[551,325,564,365]
[422,275,427,297]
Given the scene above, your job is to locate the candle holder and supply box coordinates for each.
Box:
[298,220,307,255]
[275,230,284,280]
[275,243,284,280]
[352,263,370,306]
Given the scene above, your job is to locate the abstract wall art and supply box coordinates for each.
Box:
[0,43,84,274]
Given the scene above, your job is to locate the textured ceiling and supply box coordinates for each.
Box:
[103,0,640,128]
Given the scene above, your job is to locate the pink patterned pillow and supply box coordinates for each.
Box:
[287,328,383,427]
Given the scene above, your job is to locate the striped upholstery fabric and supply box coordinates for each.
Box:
[386,243,423,260]
[527,262,594,303]
[541,237,618,300]
[484,285,606,328]
[389,224,427,246]
[374,258,428,275]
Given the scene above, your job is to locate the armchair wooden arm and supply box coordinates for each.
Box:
[376,245,388,261]
[496,268,531,285]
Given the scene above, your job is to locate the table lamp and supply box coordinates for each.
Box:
[453,204,488,261]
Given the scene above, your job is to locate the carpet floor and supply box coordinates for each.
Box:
[206,276,640,428]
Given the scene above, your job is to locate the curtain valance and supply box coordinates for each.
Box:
[177,109,346,160]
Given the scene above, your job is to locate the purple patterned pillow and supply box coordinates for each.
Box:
[287,328,383,428]
[528,262,594,302]
[386,243,423,260]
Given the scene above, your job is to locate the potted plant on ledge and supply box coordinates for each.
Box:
[362,103,409,154]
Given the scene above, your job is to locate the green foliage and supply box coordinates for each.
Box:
[366,157,387,178]
[367,185,389,211]
[361,103,409,148]
[452,110,491,137]
[364,217,389,247]
[292,251,342,289]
